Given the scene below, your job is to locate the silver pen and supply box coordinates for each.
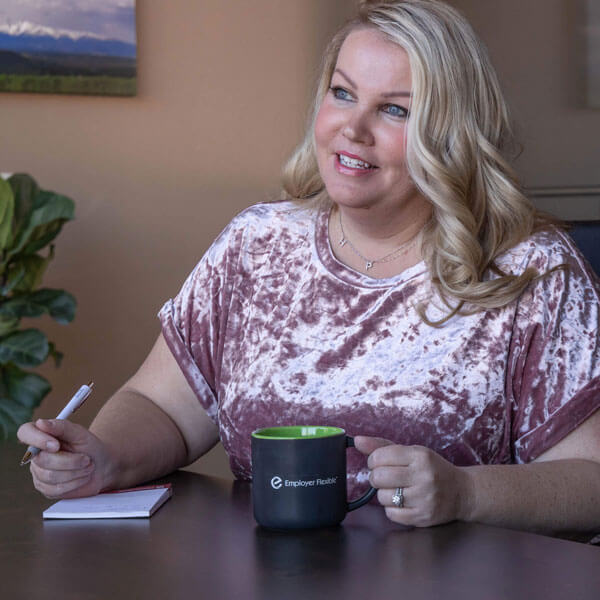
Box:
[20,381,94,466]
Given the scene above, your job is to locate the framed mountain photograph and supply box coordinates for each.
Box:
[0,0,137,96]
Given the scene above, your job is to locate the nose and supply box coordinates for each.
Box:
[342,107,374,146]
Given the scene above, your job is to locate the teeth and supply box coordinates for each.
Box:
[338,154,373,169]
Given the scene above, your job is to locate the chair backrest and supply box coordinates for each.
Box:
[568,221,600,276]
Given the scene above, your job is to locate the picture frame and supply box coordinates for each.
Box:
[0,0,137,97]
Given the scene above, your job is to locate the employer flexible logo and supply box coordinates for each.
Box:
[270,475,337,490]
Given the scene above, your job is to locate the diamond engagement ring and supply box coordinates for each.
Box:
[392,487,404,508]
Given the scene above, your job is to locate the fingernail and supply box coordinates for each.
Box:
[46,440,59,451]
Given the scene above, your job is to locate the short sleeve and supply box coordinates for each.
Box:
[508,231,600,463]
[158,218,242,425]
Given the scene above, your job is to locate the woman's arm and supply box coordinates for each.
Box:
[18,333,220,498]
[460,407,600,537]
[92,333,220,491]
[355,407,600,538]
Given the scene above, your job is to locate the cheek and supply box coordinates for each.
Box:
[381,129,409,169]
[314,103,338,153]
[313,112,327,154]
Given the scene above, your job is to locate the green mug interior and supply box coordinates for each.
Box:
[252,426,345,440]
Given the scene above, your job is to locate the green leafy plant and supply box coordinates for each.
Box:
[0,173,76,439]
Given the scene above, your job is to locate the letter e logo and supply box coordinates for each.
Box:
[270,476,283,490]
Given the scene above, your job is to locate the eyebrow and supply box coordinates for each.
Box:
[333,68,412,98]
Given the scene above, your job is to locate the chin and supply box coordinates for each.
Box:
[322,181,371,206]
[326,192,378,210]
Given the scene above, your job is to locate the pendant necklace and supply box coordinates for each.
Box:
[338,210,421,271]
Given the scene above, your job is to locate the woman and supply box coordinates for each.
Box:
[18,0,600,539]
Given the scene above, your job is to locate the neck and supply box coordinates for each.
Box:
[333,198,432,255]
[327,196,433,279]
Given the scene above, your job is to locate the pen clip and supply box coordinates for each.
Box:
[72,382,94,413]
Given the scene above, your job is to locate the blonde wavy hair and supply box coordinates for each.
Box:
[281,0,554,323]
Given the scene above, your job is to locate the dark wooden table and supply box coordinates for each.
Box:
[2,442,599,599]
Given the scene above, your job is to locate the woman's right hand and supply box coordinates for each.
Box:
[17,419,116,499]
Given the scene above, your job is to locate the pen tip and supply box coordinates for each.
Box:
[87,381,94,388]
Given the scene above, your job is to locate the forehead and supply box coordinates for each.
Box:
[335,27,412,90]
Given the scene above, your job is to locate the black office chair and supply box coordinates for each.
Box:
[568,221,600,276]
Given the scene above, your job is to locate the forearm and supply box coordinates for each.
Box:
[460,459,600,538]
[90,389,188,491]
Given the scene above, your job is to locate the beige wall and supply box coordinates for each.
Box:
[448,0,600,218]
[2,0,598,480]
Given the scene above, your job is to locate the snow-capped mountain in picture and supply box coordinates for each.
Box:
[0,21,136,58]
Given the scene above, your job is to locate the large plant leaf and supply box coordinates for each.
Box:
[0,329,49,367]
[4,365,51,406]
[0,317,18,336]
[22,220,65,256]
[0,365,51,439]
[0,289,76,324]
[8,173,39,231]
[8,190,74,257]
[1,261,26,295]
[32,289,76,323]
[0,296,45,319]
[2,252,52,295]
[0,177,15,251]
[0,402,30,439]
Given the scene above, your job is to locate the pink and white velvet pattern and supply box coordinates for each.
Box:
[159,201,600,498]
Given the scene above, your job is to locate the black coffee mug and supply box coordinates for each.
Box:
[251,426,377,529]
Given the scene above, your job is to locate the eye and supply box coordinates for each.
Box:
[330,86,353,101]
[382,103,409,118]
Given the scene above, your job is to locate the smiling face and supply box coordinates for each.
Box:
[314,27,424,215]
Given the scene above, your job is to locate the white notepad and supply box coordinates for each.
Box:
[42,484,172,519]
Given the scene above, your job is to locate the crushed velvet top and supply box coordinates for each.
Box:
[159,200,600,497]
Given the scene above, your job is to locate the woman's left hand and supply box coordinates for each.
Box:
[354,436,471,527]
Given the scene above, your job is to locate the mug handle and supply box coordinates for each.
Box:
[345,436,377,511]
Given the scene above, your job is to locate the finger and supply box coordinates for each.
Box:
[368,444,413,469]
[31,461,94,486]
[384,505,418,526]
[369,466,410,489]
[36,419,90,447]
[32,450,91,471]
[378,486,413,508]
[34,472,93,500]
[353,436,394,456]
[17,421,60,452]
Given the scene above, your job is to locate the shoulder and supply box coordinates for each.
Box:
[204,199,316,268]
[499,227,600,322]
[227,199,315,234]
[496,226,594,279]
